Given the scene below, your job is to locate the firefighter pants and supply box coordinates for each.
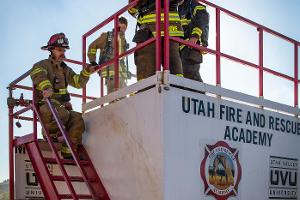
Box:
[181,48,203,82]
[106,76,127,94]
[39,101,85,146]
[134,40,183,81]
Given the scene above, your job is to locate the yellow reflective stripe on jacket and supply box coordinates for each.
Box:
[73,74,81,88]
[38,80,52,90]
[101,70,128,77]
[179,38,189,50]
[191,27,202,37]
[89,48,97,55]
[193,5,206,16]
[128,7,138,15]
[39,98,61,105]
[30,67,47,76]
[54,88,68,95]
[181,18,191,26]
[152,24,184,37]
[82,68,92,77]
[152,31,184,37]
[138,13,181,24]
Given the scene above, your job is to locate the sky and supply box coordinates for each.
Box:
[0,0,300,182]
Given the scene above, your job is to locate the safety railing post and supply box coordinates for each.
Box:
[114,15,120,91]
[82,36,87,104]
[294,44,298,108]
[32,85,37,139]
[8,89,14,200]
[156,0,162,71]
[258,27,264,98]
[163,0,170,71]
[216,8,221,86]
[101,77,104,97]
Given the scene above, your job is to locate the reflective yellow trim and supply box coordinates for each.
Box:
[152,31,184,37]
[89,48,97,55]
[181,18,191,26]
[54,88,68,95]
[179,38,190,51]
[138,13,181,24]
[38,80,52,90]
[193,5,206,16]
[82,68,92,77]
[73,74,81,88]
[101,70,128,78]
[176,74,184,77]
[128,7,138,15]
[191,27,202,37]
[30,67,47,76]
[61,145,71,154]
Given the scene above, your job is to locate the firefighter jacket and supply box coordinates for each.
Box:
[178,0,209,50]
[87,31,128,78]
[30,56,92,104]
[128,0,184,37]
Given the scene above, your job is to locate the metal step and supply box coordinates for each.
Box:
[52,175,97,182]
[44,157,90,165]
[58,194,92,199]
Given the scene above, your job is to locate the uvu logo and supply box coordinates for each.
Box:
[270,169,297,186]
[269,156,298,199]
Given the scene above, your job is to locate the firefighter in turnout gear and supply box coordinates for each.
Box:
[30,33,97,159]
[128,0,184,80]
[178,0,209,82]
[87,17,130,94]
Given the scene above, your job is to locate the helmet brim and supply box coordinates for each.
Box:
[41,45,70,51]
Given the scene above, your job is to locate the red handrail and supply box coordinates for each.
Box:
[168,0,300,107]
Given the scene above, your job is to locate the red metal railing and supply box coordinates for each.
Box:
[171,0,300,107]
[81,0,163,100]
[7,0,300,199]
[82,0,299,108]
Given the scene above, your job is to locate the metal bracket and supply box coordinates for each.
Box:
[258,96,264,109]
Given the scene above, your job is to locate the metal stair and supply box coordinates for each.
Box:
[21,99,110,200]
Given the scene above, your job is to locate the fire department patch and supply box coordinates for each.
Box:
[200,141,242,200]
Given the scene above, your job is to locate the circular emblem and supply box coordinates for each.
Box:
[200,141,242,200]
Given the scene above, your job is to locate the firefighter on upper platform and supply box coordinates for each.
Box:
[30,33,97,159]
[87,17,131,94]
[128,0,184,80]
[178,0,209,82]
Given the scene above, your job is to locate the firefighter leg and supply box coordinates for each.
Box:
[39,102,70,141]
[168,41,183,76]
[66,111,85,145]
[181,48,203,82]
[106,76,127,94]
[61,111,85,159]
[134,42,156,81]
[106,78,115,94]
[182,61,203,82]
[119,76,127,89]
